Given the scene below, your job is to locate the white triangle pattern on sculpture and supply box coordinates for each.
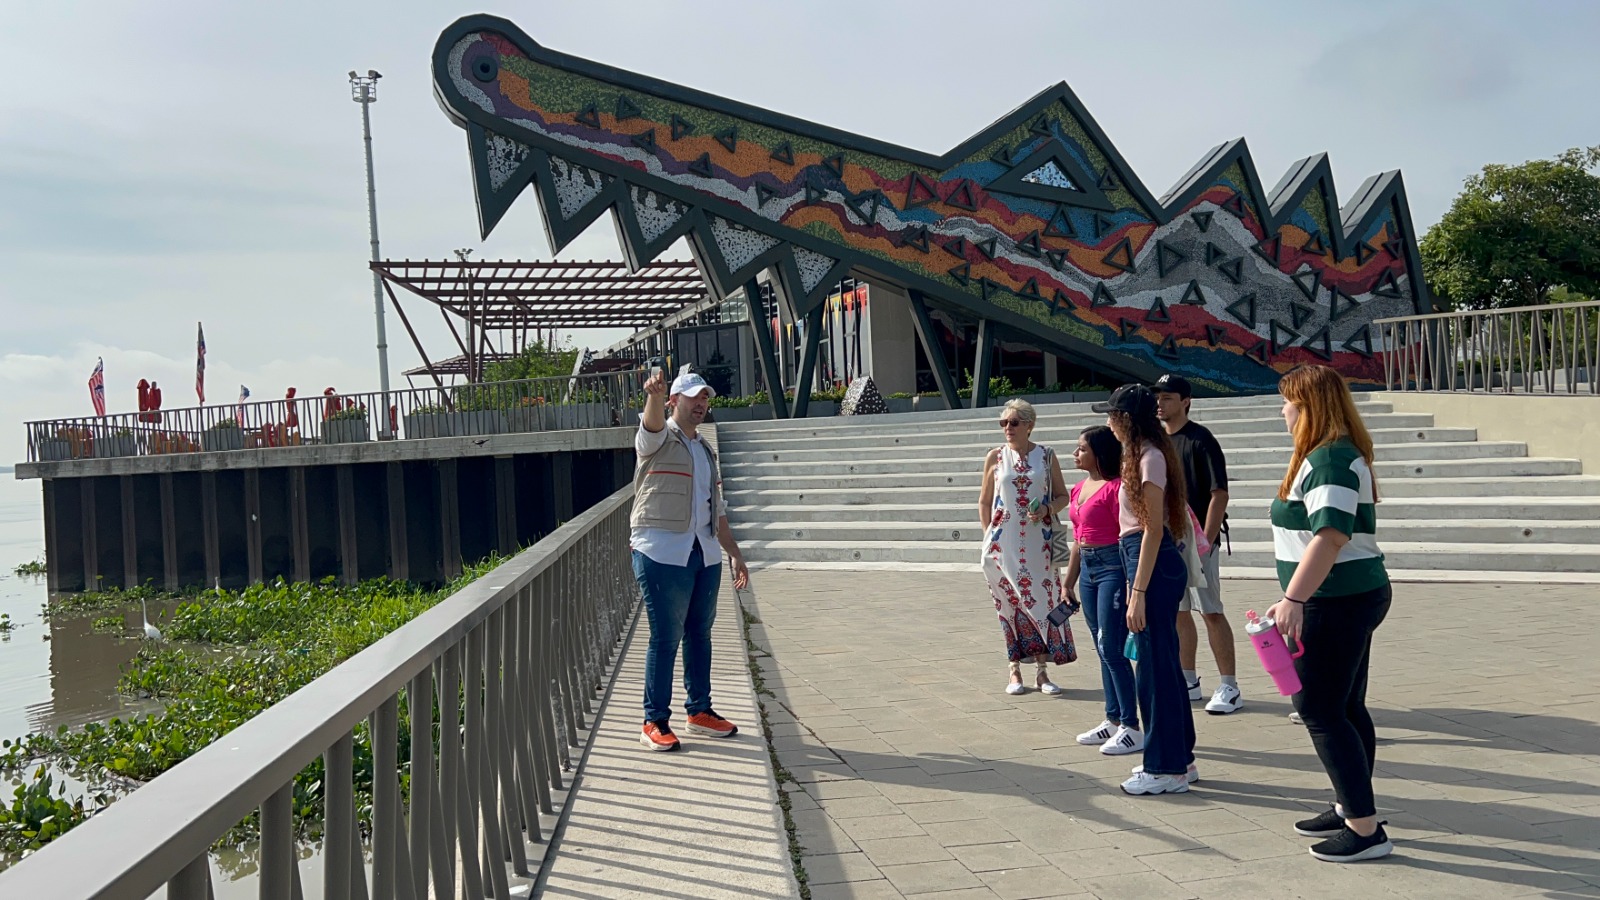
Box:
[548,156,610,220]
[631,186,688,245]
[710,215,781,274]
[1023,160,1078,191]
[793,247,838,293]
[484,131,533,192]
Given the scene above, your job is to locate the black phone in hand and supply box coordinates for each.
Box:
[1047,601,1076,627]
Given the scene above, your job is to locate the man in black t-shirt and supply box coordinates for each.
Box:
[1153,374,1240,715]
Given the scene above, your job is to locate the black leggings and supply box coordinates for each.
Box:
[1291,585,1392,819]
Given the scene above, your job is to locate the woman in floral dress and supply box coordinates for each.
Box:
[980,398,1077,694]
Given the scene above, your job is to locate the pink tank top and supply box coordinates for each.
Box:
[1069,479,1122,546]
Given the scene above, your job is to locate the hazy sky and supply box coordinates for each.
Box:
[2,0,1597,450]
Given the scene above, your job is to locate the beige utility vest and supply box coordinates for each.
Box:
[631,426,722,532]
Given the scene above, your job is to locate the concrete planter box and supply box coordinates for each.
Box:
[581,402,613,428]
[1015,391,1075,407]
[94,435,137,458]
[37,439,75,461]
[202,428,244,452]
[456,411,506,436]
[546,403,605,430]
[804,400,839,417]
[404,413,454,439]
[709,406,754,423]
[912,395,950,412]
[884,398,915,414]
[547,403,598,425]
[323,418,371,444]
[749,403,774,420]
[505,406,546,434]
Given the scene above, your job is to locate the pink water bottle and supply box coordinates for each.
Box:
[1245,610,1305,696]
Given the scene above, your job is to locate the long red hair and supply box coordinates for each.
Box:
[1277,365,1379,501]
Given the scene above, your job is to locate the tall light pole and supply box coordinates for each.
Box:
[349,69,392,435]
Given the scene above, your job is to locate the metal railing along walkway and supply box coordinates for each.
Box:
[1377,300,1600,395]
[0,486,639,899]
[23,369,646,462]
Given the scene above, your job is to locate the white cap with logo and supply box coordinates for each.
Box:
[670,367,716,398]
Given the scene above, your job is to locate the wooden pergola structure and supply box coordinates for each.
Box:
[372,259,707,386]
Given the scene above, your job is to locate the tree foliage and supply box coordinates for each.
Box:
[1420,146,1600,310]
[481,339,579,383]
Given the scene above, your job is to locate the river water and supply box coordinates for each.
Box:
[0,478,286,896]
[0,476,154,741]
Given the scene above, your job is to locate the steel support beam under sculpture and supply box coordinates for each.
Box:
[430,15,1431,394]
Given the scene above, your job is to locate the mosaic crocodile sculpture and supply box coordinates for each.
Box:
[432,15,1429,394]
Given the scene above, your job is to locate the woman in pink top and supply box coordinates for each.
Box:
[1063,426,1143,755]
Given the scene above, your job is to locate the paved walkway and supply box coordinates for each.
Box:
[539,580,798,899]
[741,570,1600,900]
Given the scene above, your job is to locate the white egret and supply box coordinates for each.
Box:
[140,597,163,641]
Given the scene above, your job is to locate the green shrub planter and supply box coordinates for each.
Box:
[323,418,371,444]
[37,438,74,461]
[94,435,138,458]
[404,413,454,439]
[201,428,243,452]
[505,406,546,433]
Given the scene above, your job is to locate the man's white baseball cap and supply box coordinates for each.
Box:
[670,369,716,398]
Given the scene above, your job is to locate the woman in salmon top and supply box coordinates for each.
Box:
[1064,425,1142,755]
[1095,384,1196,795]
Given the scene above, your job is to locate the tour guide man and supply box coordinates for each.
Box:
[633,367,750,752]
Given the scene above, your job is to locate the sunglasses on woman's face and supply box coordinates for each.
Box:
[998,418,1024,428]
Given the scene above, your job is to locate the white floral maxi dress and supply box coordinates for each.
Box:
[982,444,1077,665]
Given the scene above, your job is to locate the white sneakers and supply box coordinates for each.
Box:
[1133,762,1200,784]
[1100,725,1144,756]
[1121,770,1189,795]
[1205,683,1243,714]
[1123,761,1200,794]
[1189,678,1244,714]
[1075,721,1143,754]
[1076,721,1116,745]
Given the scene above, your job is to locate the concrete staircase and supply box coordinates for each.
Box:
[716,395,1600,583]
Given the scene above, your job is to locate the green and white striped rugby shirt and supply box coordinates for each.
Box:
[1270,438,1390,597]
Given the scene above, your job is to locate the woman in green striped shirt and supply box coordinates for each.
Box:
[1266,365,1394,863]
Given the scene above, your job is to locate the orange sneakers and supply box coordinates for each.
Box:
[639,720,680,752]
[686,709,738,738]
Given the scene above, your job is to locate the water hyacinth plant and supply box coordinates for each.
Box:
[0,557,511,867]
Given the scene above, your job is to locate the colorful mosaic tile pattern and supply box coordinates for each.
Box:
[433,16,1429,392]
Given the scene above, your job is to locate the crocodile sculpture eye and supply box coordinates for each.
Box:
[472,55,498,83]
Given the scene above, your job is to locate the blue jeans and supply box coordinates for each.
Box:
[1119,531,1195,777]
[632,544,722,724]
[1078,544,1137,730]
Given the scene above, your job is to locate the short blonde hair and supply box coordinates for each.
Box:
[1002,398,1036,425]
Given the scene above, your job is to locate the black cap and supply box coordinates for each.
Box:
[1092,384,1157,418]
[1152,373,1192,398]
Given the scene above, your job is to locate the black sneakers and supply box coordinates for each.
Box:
[1309,822,1393,862]
[1294,806,1346,838]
